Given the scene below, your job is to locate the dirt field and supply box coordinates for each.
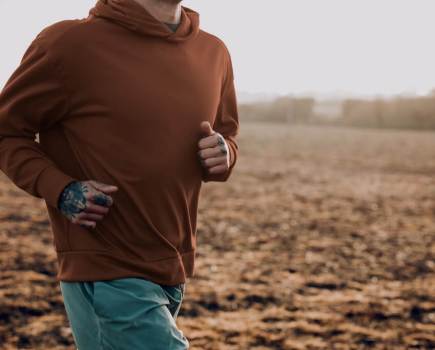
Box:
[1,122,434,349]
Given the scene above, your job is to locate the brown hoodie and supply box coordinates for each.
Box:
[0,0,239,285]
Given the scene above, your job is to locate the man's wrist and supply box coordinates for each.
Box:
[57,180,78,210]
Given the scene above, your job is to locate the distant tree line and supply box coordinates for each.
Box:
[238,96,315,124]
[239,92,435,130]
[339,95,435,130]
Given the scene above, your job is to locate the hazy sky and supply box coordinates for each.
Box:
[1,0,434,97]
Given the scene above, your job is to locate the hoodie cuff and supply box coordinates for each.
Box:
[227,139,237,168]
[35,165,78,209]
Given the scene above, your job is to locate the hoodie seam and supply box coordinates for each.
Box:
[52,53,73,119]
[57,248,195,263]
[34,22,86,117]
[24,38,71,137]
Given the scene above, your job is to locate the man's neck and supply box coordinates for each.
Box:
[131,0,181,24]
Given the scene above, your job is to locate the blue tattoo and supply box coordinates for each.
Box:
[93,193,109,206]
[58,181,88,219]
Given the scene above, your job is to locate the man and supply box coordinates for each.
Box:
[0,0,239,348]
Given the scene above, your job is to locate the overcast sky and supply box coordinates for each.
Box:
[1,0,434,98]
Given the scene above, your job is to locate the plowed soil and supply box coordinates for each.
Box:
[1,122,434,349]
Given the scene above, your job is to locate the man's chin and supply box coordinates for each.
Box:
[159,0,183,4]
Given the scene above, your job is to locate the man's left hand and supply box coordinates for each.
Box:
[197,121,230,174]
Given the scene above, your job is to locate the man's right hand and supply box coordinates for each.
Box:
[57,180,118,229]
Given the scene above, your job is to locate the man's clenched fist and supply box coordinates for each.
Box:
[197,121,230,174]
[57,180,118,229]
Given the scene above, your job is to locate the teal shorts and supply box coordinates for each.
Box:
[59,277,189,350]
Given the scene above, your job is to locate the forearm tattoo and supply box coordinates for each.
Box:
[57,181,88,220]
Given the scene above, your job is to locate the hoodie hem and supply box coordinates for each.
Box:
[55,248,195,286]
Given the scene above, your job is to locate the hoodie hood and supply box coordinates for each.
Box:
[88,0,200,43]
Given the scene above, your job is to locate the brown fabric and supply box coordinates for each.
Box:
[0,0,239,285]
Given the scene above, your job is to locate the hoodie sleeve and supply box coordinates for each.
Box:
[0,36,78,208]
[202,45,239,183]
